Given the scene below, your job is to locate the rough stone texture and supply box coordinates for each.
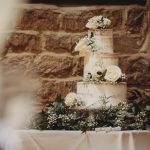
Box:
[61,9,123,32]
[44,33,83,53]
[126,8,146,33]
[114,34,143,53]
[0,70,40,104]
[34,54,84,78]
[1,54,36,76]
[5,33,41,54]
[17,9,60,31]
[36,79,77,103]
[1,54,84,79]
[119,53,150,85]
[17,8,123,32]
[128,87,150,101]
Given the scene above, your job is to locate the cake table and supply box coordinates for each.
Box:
[18,130,150,150]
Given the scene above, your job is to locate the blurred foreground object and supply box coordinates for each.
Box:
[0,0,26,51]
[0,0,40,150]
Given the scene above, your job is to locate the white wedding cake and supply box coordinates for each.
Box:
[74,16,127,109]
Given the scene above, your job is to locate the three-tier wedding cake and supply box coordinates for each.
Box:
[74,16,127,108]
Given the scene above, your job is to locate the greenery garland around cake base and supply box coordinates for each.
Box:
[29,94,150,133]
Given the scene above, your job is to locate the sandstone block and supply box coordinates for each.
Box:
[1,54,36,76]
[114,34,143,53]
[34,54,83,78]
[44,33,83,53]
[119,53,150,85]
[17,9,60,31]
[5,33,41,54]
[128,87,150,101]
[126,8,146,33]
[61,9,123,32]
[36,79,77,103]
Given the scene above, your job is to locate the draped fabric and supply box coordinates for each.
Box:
[18,130,150,150]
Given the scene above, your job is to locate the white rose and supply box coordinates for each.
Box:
[103,18,111,27]
[74,37,92,52]
[86,21,99,29]
[86,16,101,29]
[96,15,103,20]
[65,92,77,107]
[104,65,122,82]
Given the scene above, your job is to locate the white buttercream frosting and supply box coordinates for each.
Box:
[77,82,127,109]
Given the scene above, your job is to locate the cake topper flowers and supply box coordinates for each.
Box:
[86,15,111,29]
[74,15,112,53]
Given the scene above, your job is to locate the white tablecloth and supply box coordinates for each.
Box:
[17,130,150,150]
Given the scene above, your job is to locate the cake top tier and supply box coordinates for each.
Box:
[74,15,113,54]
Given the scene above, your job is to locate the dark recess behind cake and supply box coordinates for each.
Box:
[29,0,146,5]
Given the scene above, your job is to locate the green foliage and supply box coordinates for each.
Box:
[53,94,66,114]
[29,95,150,132]
[29,111,49,130]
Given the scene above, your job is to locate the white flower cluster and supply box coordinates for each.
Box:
[47,108,57,128]
[59,113,77,124]
[90,65,123,83]
[86,15,111,29]
[65,92,85,107]
[87,113,97,127]
[74,36,95,52]
[47,114,57,125]
[65,92,77,107]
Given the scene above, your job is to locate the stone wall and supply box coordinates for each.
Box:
[1,2,150,104]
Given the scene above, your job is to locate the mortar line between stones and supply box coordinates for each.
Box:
[17,4,147,10]
[40,76,83,82]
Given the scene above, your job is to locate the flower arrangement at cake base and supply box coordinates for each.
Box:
[28,93,150,133]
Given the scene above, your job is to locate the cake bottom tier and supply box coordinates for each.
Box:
[77,82,127,109]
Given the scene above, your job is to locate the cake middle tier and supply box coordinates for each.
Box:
[84,52,119,78]
[77,82,127,109]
